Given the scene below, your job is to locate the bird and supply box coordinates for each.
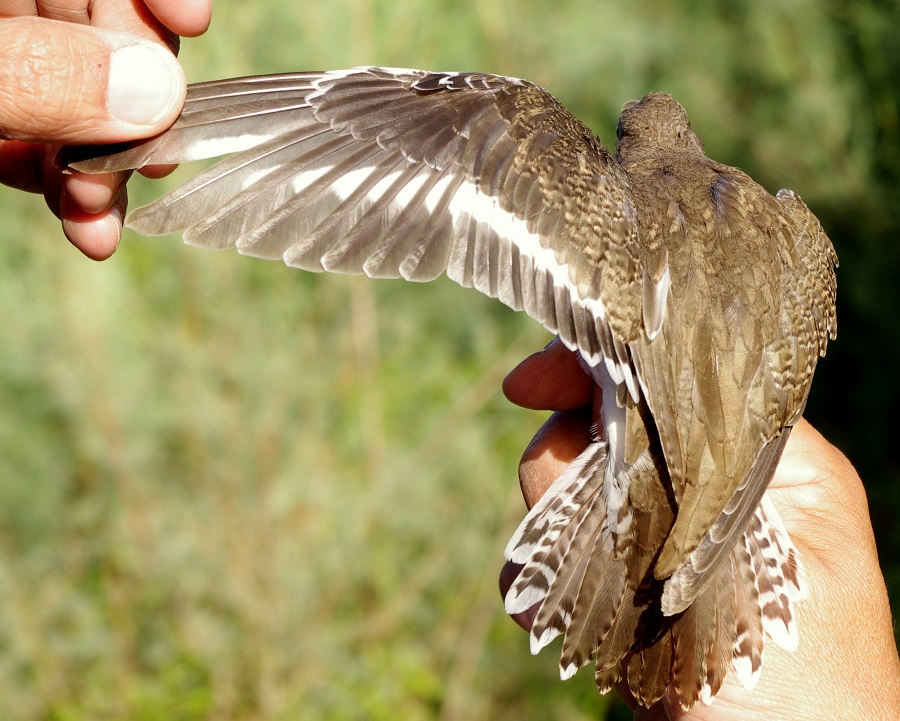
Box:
[65,67,838,709]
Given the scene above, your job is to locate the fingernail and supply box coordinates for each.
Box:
[107,43,183,126]
[108,203,124,233]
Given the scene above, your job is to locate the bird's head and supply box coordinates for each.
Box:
[615,92,704,162]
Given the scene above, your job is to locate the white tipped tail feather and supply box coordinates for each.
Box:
[502,428,808,709]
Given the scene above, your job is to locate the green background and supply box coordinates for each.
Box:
[0,1,897,718]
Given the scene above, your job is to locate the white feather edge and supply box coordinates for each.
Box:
[732,650,763,692]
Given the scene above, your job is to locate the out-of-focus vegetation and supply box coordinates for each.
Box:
[0,1,897,718]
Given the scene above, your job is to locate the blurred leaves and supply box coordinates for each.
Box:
[0,0,898,718]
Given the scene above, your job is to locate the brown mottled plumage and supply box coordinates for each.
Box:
[66,68,837,709]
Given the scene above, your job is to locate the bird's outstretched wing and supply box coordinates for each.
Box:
[69,67,671,394]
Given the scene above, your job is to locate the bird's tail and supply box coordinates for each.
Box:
[502,440,806,709]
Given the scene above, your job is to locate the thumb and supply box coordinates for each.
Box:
[0,17,185,144]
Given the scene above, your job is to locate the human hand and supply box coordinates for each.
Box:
[500,338,900,720]
[0,1,212,259]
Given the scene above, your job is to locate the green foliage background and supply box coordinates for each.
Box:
[0,1,897,718]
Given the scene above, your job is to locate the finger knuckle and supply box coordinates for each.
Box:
[0,28,99,140]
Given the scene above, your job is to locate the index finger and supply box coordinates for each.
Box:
[503,338,594,411]
[143,0,211,37]
[518,406,595,508]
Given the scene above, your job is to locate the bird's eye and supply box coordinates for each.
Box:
[616,122,625,140]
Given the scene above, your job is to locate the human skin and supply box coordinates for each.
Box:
[500,338,900,720]
[0,0,212,259]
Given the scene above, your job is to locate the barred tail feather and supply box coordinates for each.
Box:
[528,490,608,656]
[504,446,806,710]
[731,532,765,689]
[749,495,806,652]
[504,441,607,566]
[504,441,608,616]
[558,525,628,677]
